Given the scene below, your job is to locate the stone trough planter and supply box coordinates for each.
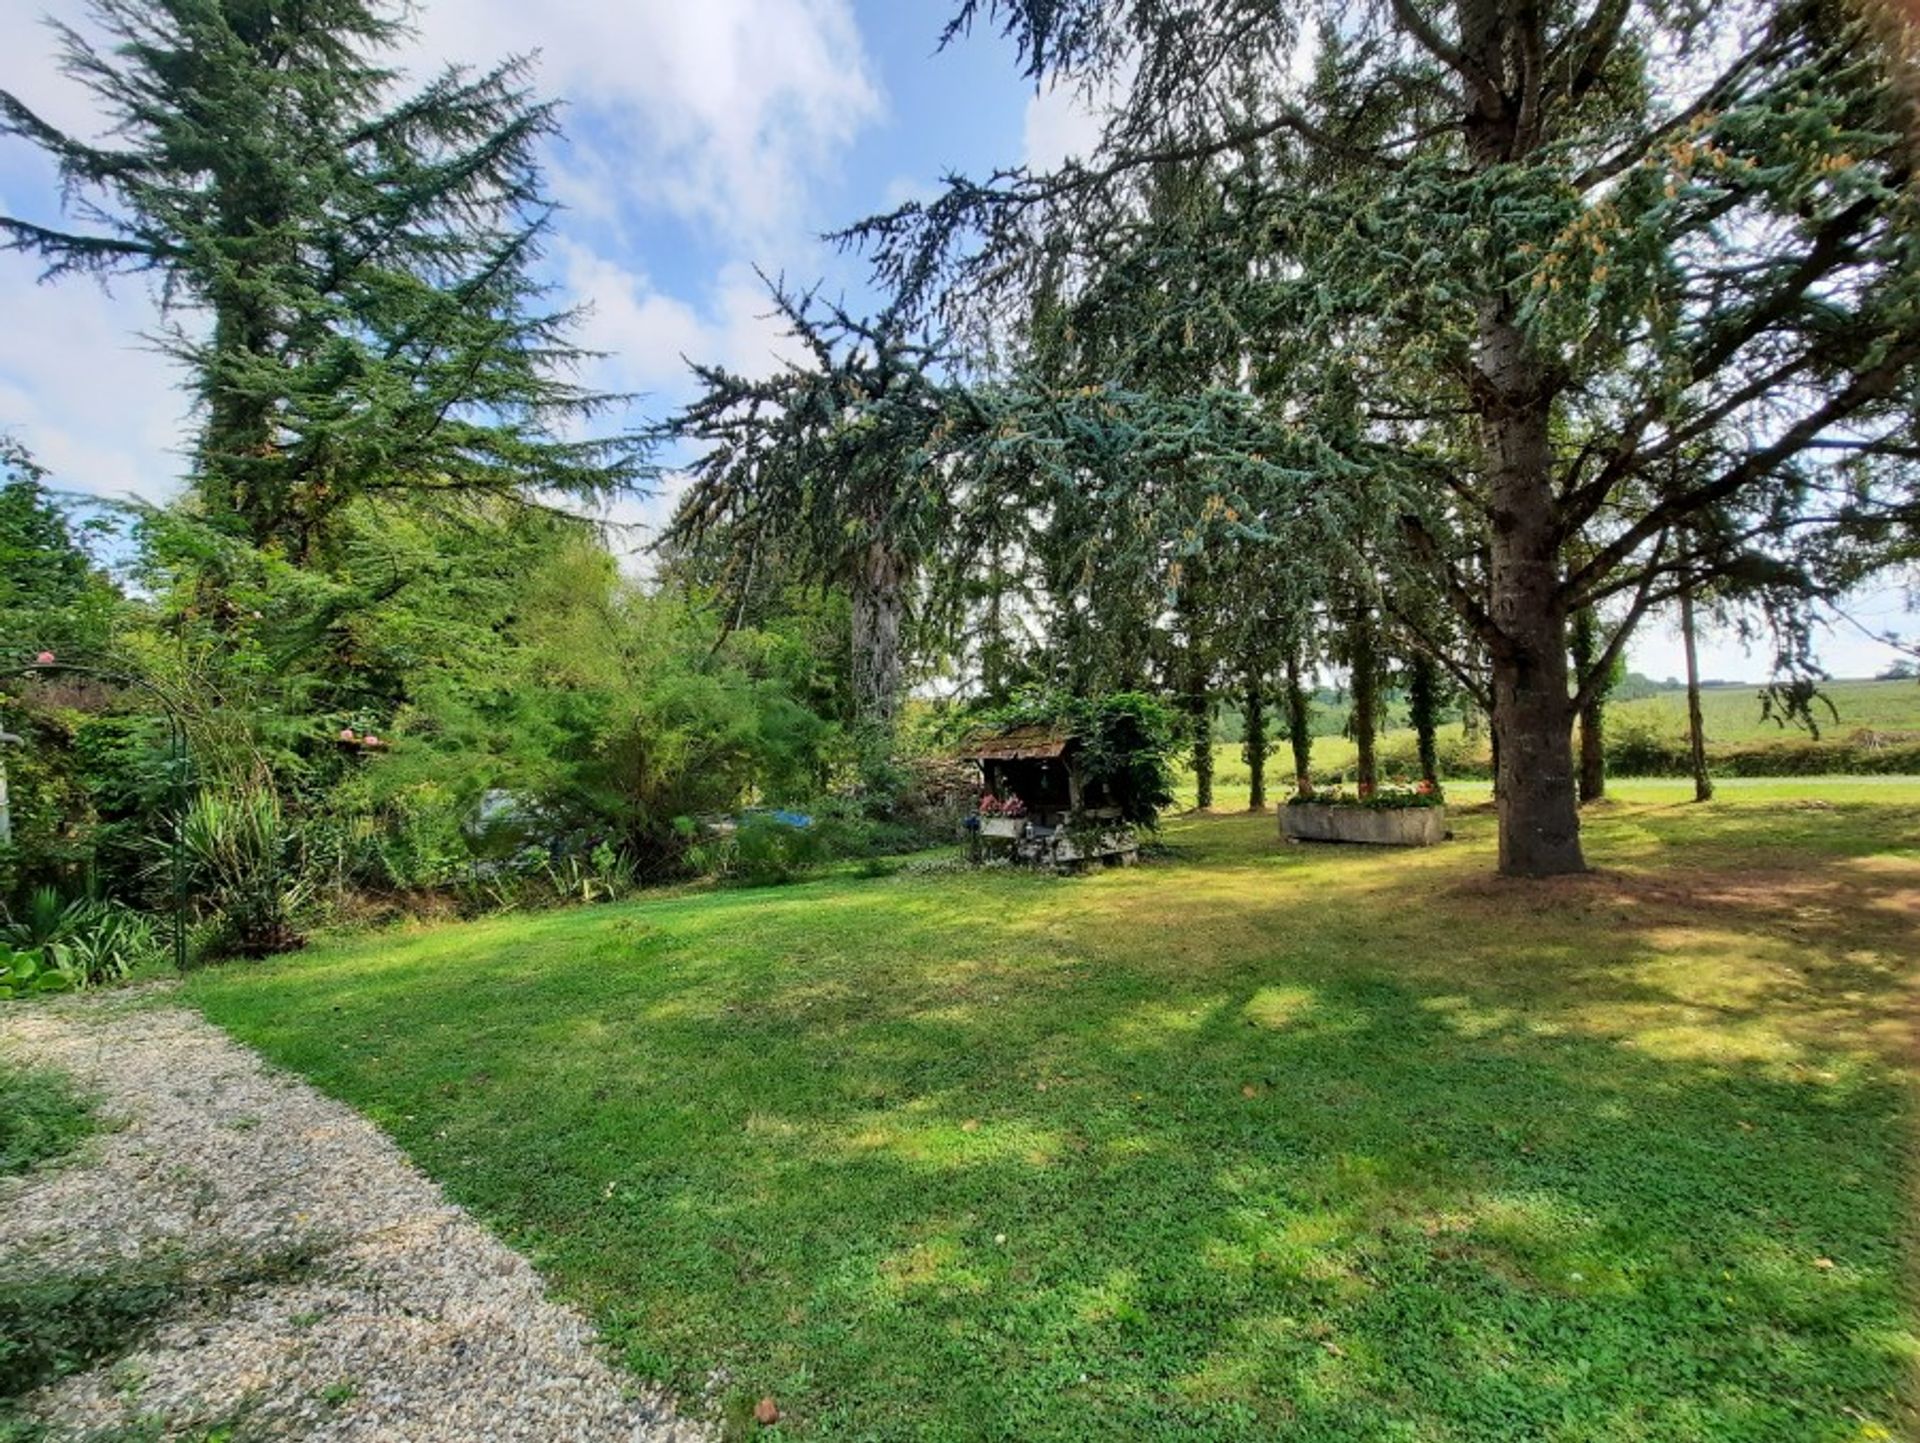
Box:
[978,816,1025,840]
[1282,802,1446,847]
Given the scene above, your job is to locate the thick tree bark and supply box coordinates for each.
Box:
[1189,687,1214,809]
[1180,589,1214,808]
[1243,671,1267,810]
[1285,652,1313,795]
[1680,578,1714,802]
[850,538,906,734]
[1448,0,1586,874]
[1481,325,1585,874]
[1578,699,1606,802]
[1488,700,1501,800]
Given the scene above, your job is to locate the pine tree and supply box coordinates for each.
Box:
[661,282,967,736]
[1,0,642,559]
[0,437,121,660]
[850,0,1920,876]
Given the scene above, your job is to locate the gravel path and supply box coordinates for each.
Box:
[1,990,709,1442]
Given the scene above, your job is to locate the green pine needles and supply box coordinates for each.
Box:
[0,0,645,560]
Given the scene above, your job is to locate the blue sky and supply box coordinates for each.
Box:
[0,0,1910,681]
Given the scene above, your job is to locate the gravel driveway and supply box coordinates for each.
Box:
[1,990,708,1442]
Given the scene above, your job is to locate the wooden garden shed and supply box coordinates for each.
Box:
[957,724,1139,870]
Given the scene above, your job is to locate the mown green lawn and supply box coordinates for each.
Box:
[187,781,1920,1441]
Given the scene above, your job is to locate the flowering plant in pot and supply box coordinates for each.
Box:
[1288,780,1445,811]
[977,792,1027,837]
[1283,779,1446,847]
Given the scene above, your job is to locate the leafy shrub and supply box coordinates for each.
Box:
[542,841,638,904]
[177,787,307,959]
[48,904,162,988]
[735,814,826,885]
[0,946,67,1000]
[1375,730,1489,781]
[1603,712,1684,776]
[0,891,164,990]
[2,886,73,951]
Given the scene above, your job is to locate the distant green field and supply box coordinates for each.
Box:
[1612,677,1920,743]
[1185,678,1920,804]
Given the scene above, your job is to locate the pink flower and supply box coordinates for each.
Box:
[34,651,54,665]
[338,728,358,742]
[362,734,383,749]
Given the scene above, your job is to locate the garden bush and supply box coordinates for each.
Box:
[0,889,165,990]
[177,786,308,959]
[684,813,828,887]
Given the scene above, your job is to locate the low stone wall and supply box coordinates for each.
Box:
[1282,803,1446,847]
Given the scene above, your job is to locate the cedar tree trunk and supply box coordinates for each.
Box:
[850,537,906,733]
[1347,603,1379,793]
[1409,652,1441,788]
[1459,0,1587,875]
[1569,606,1607,803]
[1243,670,1267,810]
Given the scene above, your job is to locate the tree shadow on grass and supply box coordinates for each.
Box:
[188,810,1920,1441]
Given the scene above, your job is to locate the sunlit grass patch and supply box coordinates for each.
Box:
[185,780,1920,1440]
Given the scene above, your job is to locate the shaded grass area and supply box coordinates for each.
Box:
[186,785,1920,1440]
[0,1247,319,1443]
[0,1061,92,1179]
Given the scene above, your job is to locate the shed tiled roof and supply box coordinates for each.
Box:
[956,724,1072,761]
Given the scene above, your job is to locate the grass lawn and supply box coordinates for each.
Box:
[186,780,1920,1441]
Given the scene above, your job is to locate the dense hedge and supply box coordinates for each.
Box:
[1314,726,1920,784]
[1603,736,1920,778]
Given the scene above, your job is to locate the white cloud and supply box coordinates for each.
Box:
[556,240,813,397]
[406,0,882,240]
[0,253,188,504]
[1022,78,1107,171]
